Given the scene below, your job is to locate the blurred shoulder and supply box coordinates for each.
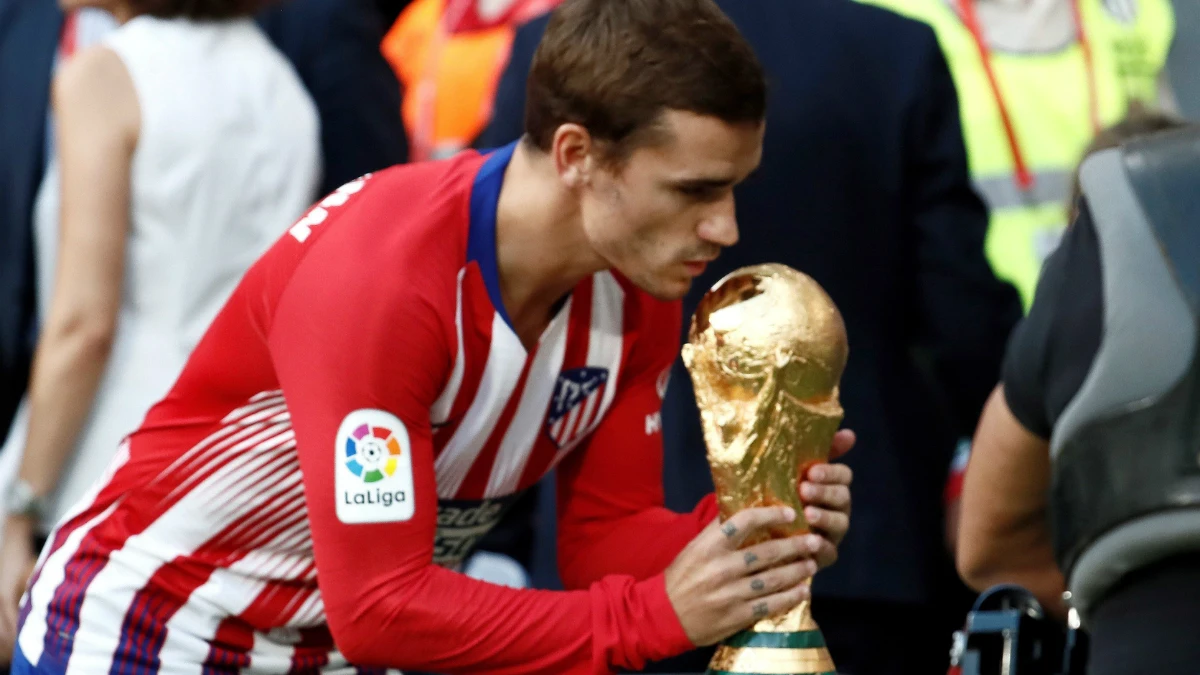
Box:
[308,152,485,257]
[53,44,138,139]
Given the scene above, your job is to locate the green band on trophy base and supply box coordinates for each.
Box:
[705,628,837,675]
[724,629,826,650]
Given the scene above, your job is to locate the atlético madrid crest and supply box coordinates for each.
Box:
[546,367,609,449]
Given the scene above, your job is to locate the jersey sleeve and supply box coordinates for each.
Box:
[1001,202,1104,440]
[266,184,691,673]
[556,297,718,591]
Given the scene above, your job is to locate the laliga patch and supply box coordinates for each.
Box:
[335,409,414,524]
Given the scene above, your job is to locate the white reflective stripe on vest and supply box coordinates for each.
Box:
[974,170,1073,210]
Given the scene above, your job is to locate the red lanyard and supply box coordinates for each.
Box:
[956,0,1100,191]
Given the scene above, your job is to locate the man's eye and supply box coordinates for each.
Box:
[678,185,719,200]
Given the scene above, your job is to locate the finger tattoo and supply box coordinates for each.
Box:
[743,551,758,566]
[721,522,738,539]
[750,578,766,592]
[752,602,769,619]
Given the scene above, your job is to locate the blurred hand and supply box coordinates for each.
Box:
[798,428,855,569]
[0,516,38,655]
[665,506,821,646]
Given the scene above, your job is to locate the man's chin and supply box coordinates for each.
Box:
[641,275,692,302]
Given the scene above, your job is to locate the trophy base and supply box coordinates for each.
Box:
[705,596,836,675]
[705,628,836,675]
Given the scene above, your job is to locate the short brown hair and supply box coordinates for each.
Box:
[131,0,273,20]
[524,0,766,164]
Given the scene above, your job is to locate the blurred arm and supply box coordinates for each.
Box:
[10,46,138,527]
[957,387,1066,618]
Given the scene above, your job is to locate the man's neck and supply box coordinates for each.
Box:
[494,142,607,346]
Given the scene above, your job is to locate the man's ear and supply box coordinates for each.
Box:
[551,123,595,188]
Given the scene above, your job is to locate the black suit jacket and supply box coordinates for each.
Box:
[0,0,60,440]
[482,0,1022,607]
[257,0,409,196]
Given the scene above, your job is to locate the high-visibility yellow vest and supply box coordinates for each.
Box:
[857,0,1173,308]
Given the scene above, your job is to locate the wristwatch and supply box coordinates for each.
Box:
[3,479,49,522]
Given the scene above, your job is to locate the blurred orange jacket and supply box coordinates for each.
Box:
[382,0,559,161]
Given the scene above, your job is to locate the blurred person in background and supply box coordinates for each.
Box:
[943,104,1191,555]
[0,12,119,671]
[956,123,1200,675]
[0,0,320,655]
[860,0,1176,311]
[482,0,1023,672]
[0,0,407,476]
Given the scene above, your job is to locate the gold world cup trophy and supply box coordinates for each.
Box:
[681,263,848,675]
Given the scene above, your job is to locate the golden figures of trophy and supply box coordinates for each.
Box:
[681,263,848,675]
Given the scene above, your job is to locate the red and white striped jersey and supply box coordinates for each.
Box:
[16,143,716,674]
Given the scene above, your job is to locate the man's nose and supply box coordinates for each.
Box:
[697,195,739,248]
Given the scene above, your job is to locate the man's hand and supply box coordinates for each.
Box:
[664,506,821,647]
[798,429,855,569]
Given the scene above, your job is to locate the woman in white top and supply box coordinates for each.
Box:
[0,0,319,639]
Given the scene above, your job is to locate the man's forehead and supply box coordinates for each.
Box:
[640,111,764,176]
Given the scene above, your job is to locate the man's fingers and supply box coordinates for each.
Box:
[804,531,840,569]
[804,462,853,487]
[715,506,796,550]
[739,560,816,600]
[800,482,851,511]
[830,429,856,460]
[806,501,849,529]
[733,534,820,574]
[740,582,810,626]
